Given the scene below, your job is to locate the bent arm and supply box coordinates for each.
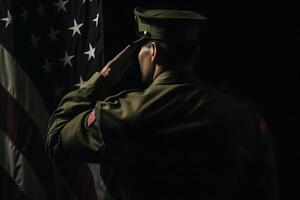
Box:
[46,44,142,162]
[46,72,111,162]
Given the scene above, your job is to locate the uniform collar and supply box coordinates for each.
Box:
[151,69,200,85]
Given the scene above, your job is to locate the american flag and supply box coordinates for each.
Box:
[0,0,110,199]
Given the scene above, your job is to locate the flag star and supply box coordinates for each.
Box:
[75,76,86,88]
[82,0,93,4]
[54,85,64,97]
[47,27,60,43]
[93,13,100,27]
[53,0,69,13]
[37,2,46,16]
[68,19,84,37]
[60,51,74,67]
[1,10,13,28]
[41,58,53,73]
[84,43,96,60]
[20,7,29,22]
[31,34,41,48]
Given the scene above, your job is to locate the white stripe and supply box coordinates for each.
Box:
[88,163,112,200]
[0,44,78,200]
[0,44,49,141]
[0,131,48,200]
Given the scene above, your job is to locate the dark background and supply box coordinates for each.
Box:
[102,0,298,199]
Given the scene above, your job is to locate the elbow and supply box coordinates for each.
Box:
[46,118,66,159]
[45,130,65,160]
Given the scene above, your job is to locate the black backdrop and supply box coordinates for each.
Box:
[102,0,298,199]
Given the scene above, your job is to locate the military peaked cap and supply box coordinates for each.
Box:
[134,7,206,41]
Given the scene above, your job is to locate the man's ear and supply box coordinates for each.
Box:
[150,42,157,63]
[150,42,165,65]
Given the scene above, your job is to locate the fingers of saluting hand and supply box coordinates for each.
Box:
[100,44,139,84]
[111,44,139,62]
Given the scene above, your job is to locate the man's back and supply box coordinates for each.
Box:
[99,70,277,200]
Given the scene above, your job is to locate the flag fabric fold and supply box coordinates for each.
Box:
[0,0,108,199]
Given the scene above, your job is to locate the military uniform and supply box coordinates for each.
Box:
[46,7,277,200]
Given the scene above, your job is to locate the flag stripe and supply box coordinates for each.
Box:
[0,43,49,142]
[0,165,30,200]
[55,162,98,200]
[0,41,96,200]
[88,163,113,200]
[0,40,99,200]
[1,1,105,199]
[0,131,48,200]
[52,164,78,200]
[0,84,57,200]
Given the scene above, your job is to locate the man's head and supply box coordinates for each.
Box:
[137,39,200,84]
[133,7,206,84]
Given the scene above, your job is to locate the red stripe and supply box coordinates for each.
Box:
[55,162,98,200]
[260,117,268,136]
[0,84,57,200]
[0,84,98,200]
[0,165,30,200]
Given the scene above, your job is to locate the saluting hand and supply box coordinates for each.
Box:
[100,44,139,85]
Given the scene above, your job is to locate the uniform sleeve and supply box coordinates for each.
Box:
[46,72,112,162]
[46,71,147,163]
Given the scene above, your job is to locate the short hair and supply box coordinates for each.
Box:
[150,40,200,67]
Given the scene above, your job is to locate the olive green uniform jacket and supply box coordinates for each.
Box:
[46,70,277,200]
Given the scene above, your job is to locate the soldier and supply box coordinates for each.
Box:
[46,7,277,200]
